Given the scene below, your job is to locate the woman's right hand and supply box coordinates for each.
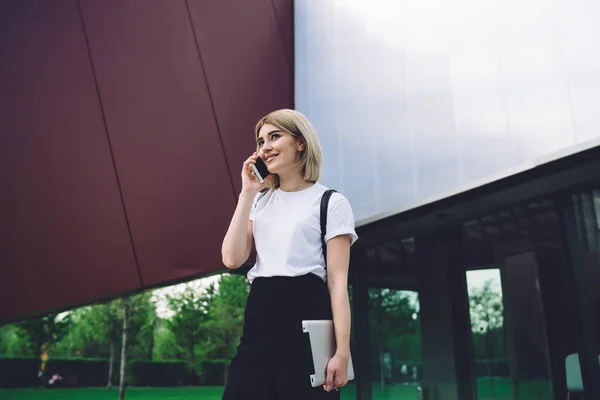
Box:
[241,152,273,194]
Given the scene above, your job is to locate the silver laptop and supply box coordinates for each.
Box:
[302,320,355,388]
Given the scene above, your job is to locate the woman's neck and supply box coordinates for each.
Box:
[278,172,313,192]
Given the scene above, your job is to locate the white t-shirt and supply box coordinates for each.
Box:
[247,182,358,283]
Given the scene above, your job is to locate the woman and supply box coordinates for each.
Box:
[221,109,358,399]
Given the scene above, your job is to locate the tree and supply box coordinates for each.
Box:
[165,282,215,385]
[0,323,32,357]
[16,313,72,382]
[127,292,158,361]
[119,298,130,400]
[153,319,184,360]
[469,279,504,396]
[85,301,122,387]
[203,274,249,383]
[54,300,122,386]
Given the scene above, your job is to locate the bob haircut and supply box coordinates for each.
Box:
[255,109,323,189]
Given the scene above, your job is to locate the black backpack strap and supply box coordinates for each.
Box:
[254,189,269,208]
[320,189,337,268]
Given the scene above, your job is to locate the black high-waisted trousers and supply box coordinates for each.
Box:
[222,274,341,400]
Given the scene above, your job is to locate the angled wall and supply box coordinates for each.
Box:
[0,0,293,324]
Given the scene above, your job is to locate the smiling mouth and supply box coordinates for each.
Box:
[265,154,279,163]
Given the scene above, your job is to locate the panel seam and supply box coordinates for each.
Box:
[270,0,293,75]
[184,0,237,201]
[76,0,145,287]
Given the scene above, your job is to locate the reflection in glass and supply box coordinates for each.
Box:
[467,269,512,400]
[566,188,600,397]
[368,288,420,399]
[295,0,600,222]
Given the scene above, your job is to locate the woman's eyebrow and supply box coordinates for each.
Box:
[257,129,282,142]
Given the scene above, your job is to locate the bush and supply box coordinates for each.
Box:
[0,357,231,388]
[46,358,109,387]
[0,357,39,388]
[199,360,228,386]
[127,360,192,387]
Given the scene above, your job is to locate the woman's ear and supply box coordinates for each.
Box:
[297,139,306,151]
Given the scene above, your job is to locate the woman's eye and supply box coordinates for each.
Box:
[257,141,264,147]
[271,134,280,140]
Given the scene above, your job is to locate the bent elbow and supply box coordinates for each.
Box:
[222,255,241,270]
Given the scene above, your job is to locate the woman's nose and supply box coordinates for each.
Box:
[262,141,273,151]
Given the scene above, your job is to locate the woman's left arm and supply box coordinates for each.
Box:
[324,234,352,392]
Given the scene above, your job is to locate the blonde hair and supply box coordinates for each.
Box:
[255,109,323,189]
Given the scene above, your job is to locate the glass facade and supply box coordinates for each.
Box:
[346,178,600,399]
[564,187,600,397]
[294,2,600,398]
[295,0,600,223]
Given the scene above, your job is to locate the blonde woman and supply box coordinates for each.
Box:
[221,109,358,399]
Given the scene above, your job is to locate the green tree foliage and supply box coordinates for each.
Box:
[0,323,32,357]
[153,319,184,360]
[1,273,252,388]
[203,274,249,383]
[128,292,158,361]
[469,279,504,336]
[16,313,72,361]
[165,282,215,384]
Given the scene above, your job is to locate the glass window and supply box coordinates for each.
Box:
[368,288,421,399]
[467,269,512,400]
[295,0,600,223]
[463,199,577,399]
[564,188,600,398]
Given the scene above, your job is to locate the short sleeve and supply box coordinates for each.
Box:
[325,194,358,245]
[249,192,262,222]
[249,189,271,222]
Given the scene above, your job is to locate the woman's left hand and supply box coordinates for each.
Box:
[323,352,349,392]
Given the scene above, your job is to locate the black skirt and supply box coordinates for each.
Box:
[222,273,341,400]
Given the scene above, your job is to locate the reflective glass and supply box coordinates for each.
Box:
[295,0,600,222]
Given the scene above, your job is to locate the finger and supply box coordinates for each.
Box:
[325,368,335,392]
[334,375,346,389]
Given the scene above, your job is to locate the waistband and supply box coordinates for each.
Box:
[251,273,324,286]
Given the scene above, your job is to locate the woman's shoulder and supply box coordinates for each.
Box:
[315,183,352,209]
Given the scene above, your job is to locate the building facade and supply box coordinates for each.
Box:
[2,0,599,398]
[295,0,600,398]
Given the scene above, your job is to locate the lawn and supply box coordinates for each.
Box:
[0,385,420,400]
[0,378,550,400]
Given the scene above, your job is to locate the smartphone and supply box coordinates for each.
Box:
[250,157,269,183]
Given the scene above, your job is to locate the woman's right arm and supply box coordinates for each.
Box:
[221,191,256,269]
[221,152,272,269]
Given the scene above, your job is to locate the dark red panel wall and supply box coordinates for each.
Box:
[79,0,235,287]
[0,0,140,322]
[0,0,293,323]
[187,0,294,193]
[272,0,295,67]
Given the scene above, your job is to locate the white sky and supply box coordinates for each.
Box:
[151,274,222,319]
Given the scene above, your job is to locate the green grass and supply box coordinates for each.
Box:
[0,387,225,400]
[0,385,421,400]
[0,378,551,400]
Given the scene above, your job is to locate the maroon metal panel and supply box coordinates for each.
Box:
[272,0,294,68]
[187,0,294,193]
[79,0,236,287]
[0,0,140,322]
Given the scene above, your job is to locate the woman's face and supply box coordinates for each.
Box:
[257,123,305,175]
